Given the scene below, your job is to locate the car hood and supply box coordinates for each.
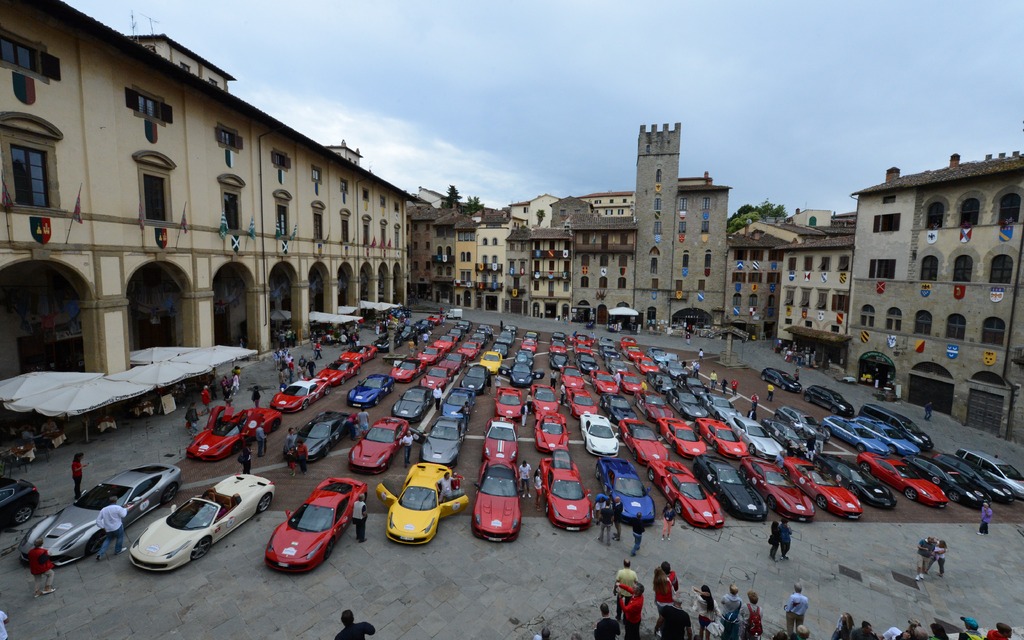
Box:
[475,493,519,522]
[386,502,437,538]
[22,504,101,555]
[681,404,709,417]
[751,436,784,456]
[677,496,723,526]
[393,400,427,416]
[351,441,391,462]
[349,387,381,401]
[587,434,619,454]
[133,515,203,559]
[720,483,765,514]
[614,492,654,519]
[422,438,459,463]
[187,432,236,454]
[267,522,329,560]
[548,496,591,523]
[633,440,666,461]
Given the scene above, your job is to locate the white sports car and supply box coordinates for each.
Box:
[580,413,619,457]
[130,475,275,571]
[727,416,784,460]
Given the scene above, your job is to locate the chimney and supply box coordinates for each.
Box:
[985,154,993,160]
[999,153,1006,159]
[1014,151,1020,158]
[795,208,801,215]
[885,167,901,183]
[949,153,960,168]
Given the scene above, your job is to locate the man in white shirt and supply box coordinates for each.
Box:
[95,496,129,560]
[400,431,415,467]
[432,385,443,410]
[0,609,8,640]
[518,461,532,498]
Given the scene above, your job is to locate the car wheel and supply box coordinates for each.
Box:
[190,537,212,561]
[301,399,309,410]
[324,387,331,396]
[160,482,180,504]
[85,531,106,556]
[373,397,380,407]
[947,489,961,503]
[648,467,656,482]
[858,463,873,475]
[675,500,684,515]
[12,503,35,525]
[256,492,274,513]
[765,495,777,511]
[904,487,918,501]
[748,445,758,459]
[815,495,828,510]
[323,538,335,561]
[804,393,812,402]
[270,419,281,433]
[761,373,767,381]
[830,404,840,414]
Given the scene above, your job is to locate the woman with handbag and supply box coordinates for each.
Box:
[693,585,719,640]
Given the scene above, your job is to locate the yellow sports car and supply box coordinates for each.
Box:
[477,351,503,374]
[376,463,469,544]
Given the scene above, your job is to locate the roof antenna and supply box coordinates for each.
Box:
[139,12,159,34]
[129,10,137,37]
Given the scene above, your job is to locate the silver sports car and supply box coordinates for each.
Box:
[19,464,181,565]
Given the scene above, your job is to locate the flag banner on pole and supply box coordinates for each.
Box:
[275,220,282,240]
[72,185,83,223]
[289,224,297,240]
[180,204,189,233]
[219,211,228,239]
[1,175,12,210]
[248,216,256,240]
[138,199,145,230]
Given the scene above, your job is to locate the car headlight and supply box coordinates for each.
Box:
[423,518,435,533]
[919,489,931,498]
[165,540,192,560]
[830,496,839,506]
[305,542,323,560]
[474,514,480,524]
[376,455,387,466]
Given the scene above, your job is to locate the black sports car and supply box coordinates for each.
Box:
[599,393,639,425]
[575,353,599,374]
[501,362,543,388]
[549,353,569,371]
[903,456,990,507]
[931,453,1014,503]
[551,331,567,342]
[297,411,354,461]
[606,360,629,376]
[391,387,433,423]
[665,388,708,420]
[802,385,854,416]
[514,350,535,367]
[815,454,897,509]
[420,416,467,466]
[491,343,509,358]
[683,377,709,399]
[692,455,767,521]
[645,372,675,395]
[759,418,803,450]
[0,477,38,527]
[461,364,490,395]
[761,368,801,393]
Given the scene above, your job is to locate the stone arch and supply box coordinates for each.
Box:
[308,261,329,312]
[268,260,298,333]
[358,261,374,302]
[391,262,404,304]
[212,260,256,347]
[672,307,712,328]
[910,361,952,378]
[337,262,354,308]
[990,186,1024,224]
[971,371,1007,387]
[377,262,391,302]
[126,260,192,351]
[0,111,65,140]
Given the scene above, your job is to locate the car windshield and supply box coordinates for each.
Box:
[288,503,334,533]
[893,464,917,479]
[76,483,130,509]
[608,397,629,409]
[534,388,556,402]
[399,486,437,510]
[404,388,430,401]
[879,426,904,440]
[808,470,838,486]
[746,424,768,438]
[710,397,732,409]
[677,392,699,404]
[674,427,699,442]
[541,420,564,435]
[801,415,819,426]
[852,426,877,439]
[646,395,667,406]
[424,348,439,356]
[717,430,739,443]
[512,364,531,375]
[299,421,333,439]
[717,466,743,485]
[363,378,386,390]
[552,479,584,500]
[480,466,518,497]
[483,353,500,362]
[779,372,797,383]
[487,426,515,441]
[614,476,645,497]
[765,470,794,487]
[596,374,616,383]
[552,451,572,469]
[398,362,418,371]
[674,478,706,500]
[632,426,658,441]
[430,424,459,440]
[564,368,582,378]
[212,417,240,437]
[574,395,595,406]
[498,394,520,406]
[588,422,615,439]
[447,393,470,407]
[365,427,394,443]
[282,385,309,397]
[426,367,446,378]
[167,499,218,530]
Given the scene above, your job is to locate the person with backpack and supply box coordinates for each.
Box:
[27,537,56,597]
[957,618,982,640]
[740,591,763,640]
[720,584,743,640]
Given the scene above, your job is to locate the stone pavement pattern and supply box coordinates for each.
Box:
[0,310,1021,639]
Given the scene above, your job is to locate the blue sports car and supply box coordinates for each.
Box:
[346,374,395,408]
[822,417,889,455]
[595,458,655,525]
[852,417,920,456]
[442,387,477,426]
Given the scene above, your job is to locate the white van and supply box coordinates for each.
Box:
[445,308,463,320]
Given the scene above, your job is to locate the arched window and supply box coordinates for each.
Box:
[732,293,742,307]
[650,257,658,274]
[748,294,758,308]
[656,169,662,183]
[617,277,626,288]
[860,304,875,328]
[618,255,628,267]
[704,251,712,269]
[999,193,1021,224]
[960,198,980,226]
[767,294,775,308]
[580,276,589,288]
[920,256,939,281]
[599,255,609,267]
[654,197,662,211]
[581,255,590,267]
[946,313,966,340]
[682,251,689,268]
[914,310,932,335]
[982,317,1006,345]
[926,202,944,228]
[599,277,608,288]
[953,255,973,282]
[991,255,1013,284]
[885,307,902,331]
[646,306,657,322]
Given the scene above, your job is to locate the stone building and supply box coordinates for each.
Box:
[724,230,788,341]
[0,0,410,376]
[579,191,634,217]
[848,152,1024,437]
[508,194,560,228]
[408,205,444,301]
[527,227,573,319]
[428,213,459,304]
[453,216,479,309]
[569,214,638,324]
[505,227,532,315]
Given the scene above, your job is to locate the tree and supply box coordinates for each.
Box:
[464,196,483,215]
[726,199,787,233]
[443,185,461,210]
[536,209,546,226]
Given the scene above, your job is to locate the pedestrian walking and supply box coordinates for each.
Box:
[559,383,567,405]
[71,452,87,500]
[923,401,932,421]
[653,565,674,616]
[928,539,947,577]
[768,519,781,561]
[594,603,621,640]
[750,393,759,412]
[693,585,718,640]
[185,402,200,436]
[254,424,266,457]
[710,371,719,387]
[721,584,743,640]
[201,385,211,410]
[731,379,739,396]
[231,371,241,397]
[614,558,638,622]
[629,518,645,556]
[612,495,624,541]
[432,385,443,411]
[766,383,775,403]
[95,496,128,560]
[661,502,676,540]
[27,537,56,598]
[617,582,645,640]
[278,366,288,391]
[595,495,614,545]
[238,442,252,474]
[979,501,992,534]
[284,428,298,475]
[400,431,414,466]
[915,536,935,580]
[335,609,376,640]
[698,348,704,362]
[686,332,692,345]
[778,519,792,560]
[534,468,543,510]
[740,591,763,640]
[251,386,261,408]
[721,378,728,393]
[783,583,808,635]
[295,438,308,475]
[287,359,295,384]
[550,368,559,388]
[357,410,370,438]
[306,359,316,379]
[352,493,367,542]
[518,460,532,497]
[314,340,323,360]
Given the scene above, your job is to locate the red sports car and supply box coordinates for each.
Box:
[561,367,586,391]
[620,374,644,395]
[620,336,638,351]
[539,451,592,530]
[534,412,569,452]
[472,461,521,542]
[782,457,862,519]
[635,357,659,375]
[566,388,598,419]
[432,339,454,356]
[270,378,331,412]
[635,393,674,422]
[458,341,482,360]
[696,418,749,459]
[856,453,948,507]
[647,459,725,529]
[186,406,283,460]
[426,314,443,325]
[590,371,620,395]
[529,384,559,414]
[740,457,815,521]
[390,359,424,383]
[573,334,595,349]
[438,353,466,377]
[416,347,443,367]
[317,360,361,387]
[657,417,707,458]
[348,417,410,474]
[482,419,519,463]
[521,338,538,353]
[419,366,453,391]
[575,344,594,357]
[339,345,378,364]
[624,347,644,364]
[549,341,568,355]
[494,387,525,419]
[620,418,668,466]
[264,477,368,572]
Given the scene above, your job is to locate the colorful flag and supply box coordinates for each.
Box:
[179,204,188,234]
[138,198,145,230]
[218,211,228,239]
[387,238,392,248]
[275,220,282,240]
[370,237,377,248]
[1,171,12,210]
[248,216,256,240]
[289,224,297,240]
[72,185,83,223]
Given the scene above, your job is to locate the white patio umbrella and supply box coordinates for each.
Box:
[5,378,153,417]
[336,306,359,315]
[607,308,639,317]
[105,360,210,387]
[0,371,104,403]
[170,345,257,369]
[129,346,199,366]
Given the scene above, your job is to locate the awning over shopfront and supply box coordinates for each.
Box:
[607,307,639,317]
[0,372,104,402]
[106,360,211,387]
[784,326,852,344]
[359,301,400,311]
[5,378,152,417]
[336,306,359,315]
[309,311,363,324]
[170,345,257,368]
[129,347,200,366]
[270,309,292,322]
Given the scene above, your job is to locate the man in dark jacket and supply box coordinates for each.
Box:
[334,609,375,640]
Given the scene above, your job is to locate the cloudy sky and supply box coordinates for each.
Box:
[74,1,1024,215]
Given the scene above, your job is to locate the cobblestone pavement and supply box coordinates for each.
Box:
[0,310,1021,639]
